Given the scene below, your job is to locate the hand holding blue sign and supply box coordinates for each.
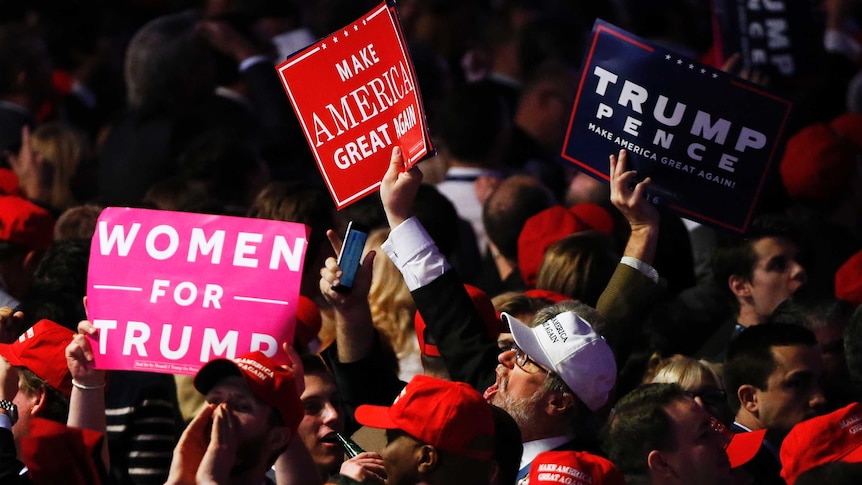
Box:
[609,149,659,232]
[563,20,792,233]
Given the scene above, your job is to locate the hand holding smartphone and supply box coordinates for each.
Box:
[331,221,369,294]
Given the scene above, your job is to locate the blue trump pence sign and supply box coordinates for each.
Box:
[562,20,792,233]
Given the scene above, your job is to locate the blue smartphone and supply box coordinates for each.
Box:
[332,221,369,293]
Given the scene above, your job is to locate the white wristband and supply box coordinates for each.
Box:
[72,379,106,390]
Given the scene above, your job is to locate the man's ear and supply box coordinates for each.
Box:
[28,386,48,416]
[416,444,440,474]
[267,426,292,453]
[544,390,576,416]
[737,384,759,414]
[728,275,751,298]
[647,450,674,479]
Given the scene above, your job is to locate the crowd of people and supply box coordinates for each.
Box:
[2,0,862,484]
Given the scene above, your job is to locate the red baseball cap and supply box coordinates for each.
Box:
[0,168,20,196]
[0,195,54,250]
[0,319,74,397]
[414,284,505,357]
[836,249,862,307]
[294,295,322,349]
[523,288,571,304]
[780,122,858,202]
[569,203,614,236]
[518,206,584,287]
[529,450,624,485]
[194,350,303,432]
[780,402,862,485]
[355,375,495,460]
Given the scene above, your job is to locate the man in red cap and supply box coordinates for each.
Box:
[0,195,54,311]
[0,319,74,451]
[333,375,496,485]
[165,350,304,485]
[779,305,862,484]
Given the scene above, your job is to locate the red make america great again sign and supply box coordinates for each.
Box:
[277,1,434,209]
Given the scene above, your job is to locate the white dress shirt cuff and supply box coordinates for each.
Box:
[620,256,659,283]
[382,217,451,291]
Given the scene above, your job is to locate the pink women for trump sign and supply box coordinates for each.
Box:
[86,208,309,375]
[277,1,434,209]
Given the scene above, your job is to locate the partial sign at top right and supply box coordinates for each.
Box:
[712,0,824,79]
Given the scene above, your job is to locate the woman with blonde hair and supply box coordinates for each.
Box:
[651,356,733,425]
[9,123,86,212]
[364,227,421,381]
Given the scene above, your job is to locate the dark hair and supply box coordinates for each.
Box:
[846,305,862,389]
[18,368,70,424]
[20,239,90,331]
[795,462,862,485]
[300,353,332,377]
[483,175,555,261]
[711,214,805,308]
[602,383,687,478]
[771,297,855,331]
[724,323,818,412]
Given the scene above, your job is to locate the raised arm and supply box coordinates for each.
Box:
[319,230,377,364]
[65,320,109,470]
[596,149,663,365]
[380,148,499,390]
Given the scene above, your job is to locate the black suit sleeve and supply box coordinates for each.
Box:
[411,270,500,391]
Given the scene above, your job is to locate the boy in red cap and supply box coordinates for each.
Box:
[330,375,497,485]
[165,350,304,485]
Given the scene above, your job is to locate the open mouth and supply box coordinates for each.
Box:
[321,432,339,444]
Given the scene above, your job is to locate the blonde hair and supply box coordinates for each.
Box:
[29,122,84,211]
[651,356,723,390]
[365,228,415,357]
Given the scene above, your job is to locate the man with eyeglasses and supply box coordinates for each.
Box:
[377,147,658,481]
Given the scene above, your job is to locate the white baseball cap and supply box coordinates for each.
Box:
[503,311,616,411]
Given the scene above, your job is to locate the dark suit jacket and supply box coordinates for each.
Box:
[0,427,29,485]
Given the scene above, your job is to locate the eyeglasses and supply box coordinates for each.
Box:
[684,388,728,407]
[512,346,551,375]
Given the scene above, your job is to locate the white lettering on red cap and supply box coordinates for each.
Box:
[235,358,275,380]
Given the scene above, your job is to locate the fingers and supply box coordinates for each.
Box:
[78,320,97,336]
[384,146,403,183]
[326,229,343,256]
[210,404,236,448]
[187,403,216,437]
[20,125,29,147]
[320,256,343,288]
[721,53,741,73]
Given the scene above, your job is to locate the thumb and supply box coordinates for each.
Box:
[383,146,403,182]
[354,250,376,290]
